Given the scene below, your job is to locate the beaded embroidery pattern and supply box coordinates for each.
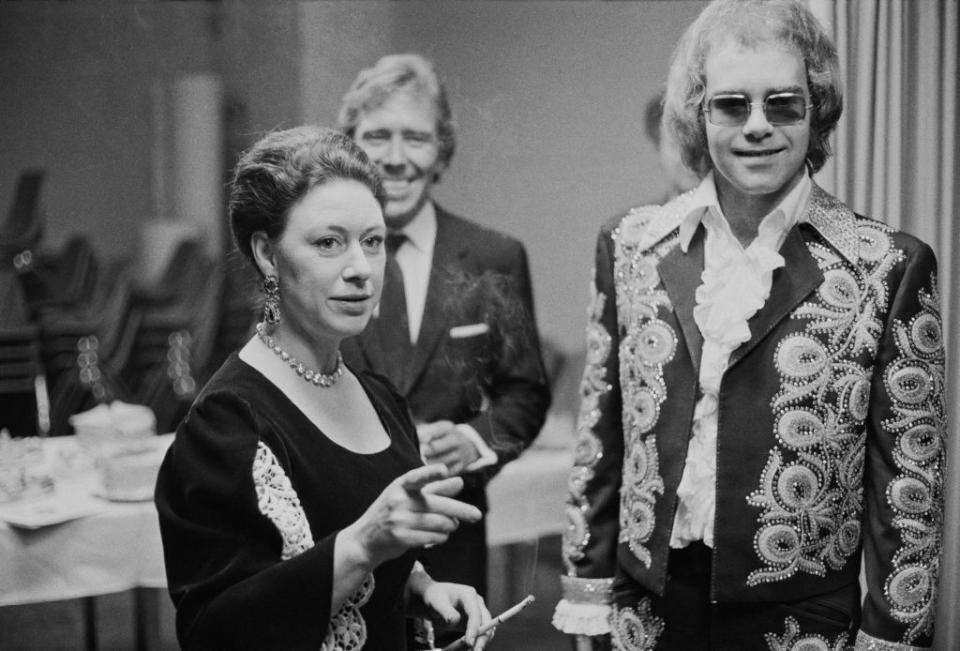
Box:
[610,598,665,651]
[764,616,850,651]
[745,189,944,644]
[252,442,374,650]
[612,206,684,566]
[880,275,944,642]
[746,199,894,587]
[562,194,689,582]
[563,278,612,571]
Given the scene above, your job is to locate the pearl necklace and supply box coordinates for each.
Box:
[256,322,345,388]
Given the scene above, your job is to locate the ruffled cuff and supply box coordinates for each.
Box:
[552,576,614,635]
[854,630,930,651]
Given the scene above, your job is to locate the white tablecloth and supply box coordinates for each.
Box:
[0,435,171,607]
[486,445,572,547]
[0,425,574,607]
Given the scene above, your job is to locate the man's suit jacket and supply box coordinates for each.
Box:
[343,205,551,514]
[558,185,946,649]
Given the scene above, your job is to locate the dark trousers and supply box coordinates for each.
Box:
[611,542,860,650]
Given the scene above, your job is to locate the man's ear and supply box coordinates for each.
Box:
[432,158,449,184]
[250,231,277,278]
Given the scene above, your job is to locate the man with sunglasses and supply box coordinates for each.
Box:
[554,1,946,649]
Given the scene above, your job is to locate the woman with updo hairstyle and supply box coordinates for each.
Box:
[156,125,491,650]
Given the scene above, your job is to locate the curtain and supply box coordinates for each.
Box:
[808,1,959,649]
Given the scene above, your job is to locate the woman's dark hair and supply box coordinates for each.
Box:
[228,125,384,273]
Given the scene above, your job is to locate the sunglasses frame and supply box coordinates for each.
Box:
[702,92,813,127]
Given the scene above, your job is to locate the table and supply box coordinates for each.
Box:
[0,434,171,650]
[487,444,572,546]
[0,435,171,608]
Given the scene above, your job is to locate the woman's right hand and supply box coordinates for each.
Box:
[339,464,482,569]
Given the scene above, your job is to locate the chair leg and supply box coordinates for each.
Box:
[82,596,98,651]
[133,588,160,651]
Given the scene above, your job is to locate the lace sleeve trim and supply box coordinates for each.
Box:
[321,575,375,651]
[552,600,612,636]
[252,441,373,650]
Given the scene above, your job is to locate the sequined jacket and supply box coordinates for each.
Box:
[556,186,946,649]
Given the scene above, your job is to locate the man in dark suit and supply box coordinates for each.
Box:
[337,53,551,633]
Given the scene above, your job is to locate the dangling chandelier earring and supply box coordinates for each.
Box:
[262,275,281,326]
[255,272,344,387]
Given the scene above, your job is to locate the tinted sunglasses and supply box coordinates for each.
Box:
[703,92,812,127]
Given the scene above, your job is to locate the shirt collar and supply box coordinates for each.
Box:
[678,171,812,253]
[396,201,437,254]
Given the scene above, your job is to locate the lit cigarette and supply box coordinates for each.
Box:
[439,595,535,651]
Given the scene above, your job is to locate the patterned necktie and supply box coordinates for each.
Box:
[377,231,411,385]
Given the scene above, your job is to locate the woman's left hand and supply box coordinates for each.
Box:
[411,572,493,649]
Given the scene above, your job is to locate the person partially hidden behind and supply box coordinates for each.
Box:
[155,126,493,650]
[644,90,701,205]
[554,1,947,649]
[337,53,552,644]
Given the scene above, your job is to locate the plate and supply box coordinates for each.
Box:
[0,493,105,530]
[93,487,155,503]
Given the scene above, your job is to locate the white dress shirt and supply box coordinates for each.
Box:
[670,171,812,548]
[392,202,437,345]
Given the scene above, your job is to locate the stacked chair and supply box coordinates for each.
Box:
[127,239,225,433]
[0,168,45,270]
[210,255,259,369]
[1,167,260,437]
[1,169,48,436]
[18,234,100,321]
[35,256,141,436]
[0,270,47,436]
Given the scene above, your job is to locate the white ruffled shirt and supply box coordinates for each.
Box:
[669,171,812,549]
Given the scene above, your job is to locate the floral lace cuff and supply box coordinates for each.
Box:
[552,576,614,635]
[323,574,374,651]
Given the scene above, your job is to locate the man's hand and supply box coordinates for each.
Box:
[417,420,481,475]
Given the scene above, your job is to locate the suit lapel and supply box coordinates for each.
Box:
[657,184,845,377]
[659,225,706,373]
[728,225,823,368]
[401,209,462,394]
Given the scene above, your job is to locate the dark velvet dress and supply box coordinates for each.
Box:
[155,353,422,650]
